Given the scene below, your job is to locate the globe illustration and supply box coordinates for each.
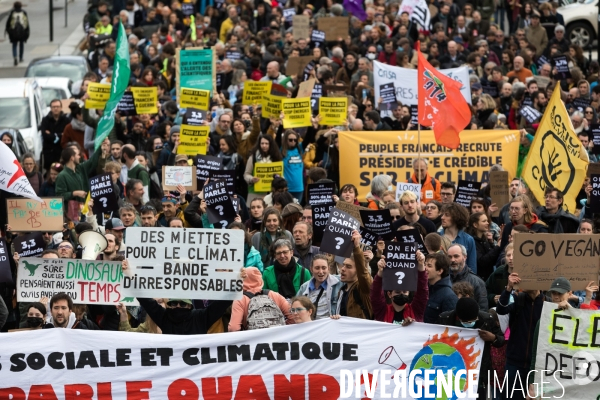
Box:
[408,342,468,400]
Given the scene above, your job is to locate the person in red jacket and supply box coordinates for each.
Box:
[580,280,599,310]
[377,39,398,66]
[370,250,429,324]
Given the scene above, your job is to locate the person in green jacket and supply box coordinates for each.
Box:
[55,143,106,203]
[263,238,311,300]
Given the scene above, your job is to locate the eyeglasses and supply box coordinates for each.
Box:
[392,215,402,220]
[288,138,297,143]
[290,307,307,314]
[425,205,438,210]
[275,250,291,257]
[585,111,594,114]
[58,245,73,250]
[167,301,189,308]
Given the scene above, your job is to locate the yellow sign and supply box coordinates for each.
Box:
[261,94,285,119]
[254,161,284,192]
[282,98,311,129]
[242,81,272,105]
[131,87,158,114]
[319,97,347,126]
[521,86,588,213]
[179,124,210,156]
[180,87,210,110]
[85,82,111,109]
[339,130,520,202]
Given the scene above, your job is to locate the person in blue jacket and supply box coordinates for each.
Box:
[281,130,304,202]
[438,202,478,274]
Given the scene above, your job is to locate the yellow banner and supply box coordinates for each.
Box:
[254,161,284,192]
[180,87,210,110]
[521,86,588,213]
[261,94,285,119]
[339,130,520,202]
[282,98,311,129]
[179,124,210,156]
[131,87,158,114]
[319,97,347,126]
[85,82,111,109]
[242,81,272,105]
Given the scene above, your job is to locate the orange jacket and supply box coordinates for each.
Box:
[407,172,441,203]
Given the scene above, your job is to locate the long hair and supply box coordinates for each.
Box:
[281,129,300,158]
[466,212,486,237]
[219,134,238,155]
[251,134,282,162]
[511,195,535,224]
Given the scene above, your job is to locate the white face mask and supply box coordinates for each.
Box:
[388,185,393,191]
[366,53,376,60]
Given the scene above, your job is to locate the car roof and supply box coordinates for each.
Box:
[34,77,72,87]
[28,56,88,65]
[0,78,40,98]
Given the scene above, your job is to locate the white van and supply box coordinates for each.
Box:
[0,78,46,161]
[34,77,72,107]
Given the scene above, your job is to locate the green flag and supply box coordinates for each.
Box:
[94,22,131,150]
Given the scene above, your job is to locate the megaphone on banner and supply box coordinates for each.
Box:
[79,230,108,260]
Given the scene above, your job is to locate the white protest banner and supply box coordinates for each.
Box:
[534,303,600,398]
[122,227,244,300]
[0,142,42,202]
[0,319,484,399]
[398,0,430,29]
[373,61,471,106]
[16,257,135,305]
[395,182,421,202]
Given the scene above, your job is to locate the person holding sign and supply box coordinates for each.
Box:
[56,142,108,204]
[243,135,283,194]
[281,130,304,201]
[371,251,428,325]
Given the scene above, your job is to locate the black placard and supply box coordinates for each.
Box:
[380,83,397,110]
[183,108,208,125]
[382,241,418,291]
[481,82,498,97]
[302,60,316,82]
[231,197,240,213]
[359,226,377,247]
[14,232,45,258]
[591,124,600,155]
[395,228,428,255]
[319,208,360,258]
[225,51,242,61]
[209,169,235,196]
[590,174,600,213]
[521,96,533,108]
[311,30,325,47]
[410,105,418,126]
[196,155,224,189]
[454,180,482,208]
[573,98,591,114]
[203,180,237,226]
[216,73,223,92]
[0,238,11,284]
[311,83,322,111]
[537,54,549,69]
[520,105,542,124]
[312,202,335,245]
[117,91,136,116]
[307,182,335,206]
[89,173,120,226]
[359,209,394,240]
[181,2,195,16]
[553,55,571,80]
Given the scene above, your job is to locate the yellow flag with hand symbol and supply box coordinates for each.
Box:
[521,83,588,213]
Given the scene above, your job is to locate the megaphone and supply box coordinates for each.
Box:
[79,230,108,260]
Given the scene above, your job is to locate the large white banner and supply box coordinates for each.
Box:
[0,319,484,399]
[0,141,42,202]
[534,303,600,399]
[373,61,472,107]
[123,227,244,300]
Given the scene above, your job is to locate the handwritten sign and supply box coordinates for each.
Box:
[7,198,64,232]
[395,182,421,202]
[293,15,310,40]
[489,171,509,216]
[162,166,197,191]
[513,233,600,291]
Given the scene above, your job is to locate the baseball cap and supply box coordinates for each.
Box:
[175,154,188,163]
[105,218,125,230]
[531,12,540,19]
[168,299,192,305]
[320,57,333,65]
[548,277,571,294]
[472,82,482,90]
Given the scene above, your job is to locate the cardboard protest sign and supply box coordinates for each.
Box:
[203,180,238,227]
[17,258,133,305]
[253,161,284,192]
[335,200,367,225]
[208,169,235,196]
[130,87,158,114]
[307,182,335,206]
[319,97,347,126]
[286,56,314,77]
[553,55,571,80]
[587,162,600,178]
[319,208,360,258]
[591,124,600,155]
[7,198,63,232]
[395,182,421,202]
[242,81,272,105]
[89,173,119,224]
[122,227,244,300]
[311,30,325,47]
[297,78,316,99]
[13,232,45,258]
[180,88,210,110]
[293,15,310,39]
[179,124,209,156]
[0,238,10,283]
[183,108,207,126]
[312,202,335,244]
[317,16,348,40]
[162,166,197,191]
[177,47,215,98]
[116,91,136,116]
[383,242,418,291]
[513,233,600,291]
[282,98,311,128]
[395,228,428,255]
[261,94,285,119]
[590,174,600,213]
[359,227,377,247]
[195,155,223,189]
[360,209,394,240]
[489,171,509,216]
[454,180,482,208]
[84,82,111,109]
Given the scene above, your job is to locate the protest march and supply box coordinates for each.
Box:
[2,0,600,398]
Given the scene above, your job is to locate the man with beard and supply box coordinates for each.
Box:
[335,51,359,86]
[124,120,147,150]
[499,82,513,117]
[49,293,94,329]
[55,144,106,202]
[393,191,437,234]
[536,187,579,233]
[292,222,321,269]
[125,179,145,213]
[122,144,150,204]
[140,205,160,227]
[498,178,528,224]
[123,260,234,335]
[447,244,488,311]
[101,233,120,261]
[382,104,405,131]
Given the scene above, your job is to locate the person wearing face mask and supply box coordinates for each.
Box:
[19,302,52,329]
[437,297,505,400]
[371,250,428,325]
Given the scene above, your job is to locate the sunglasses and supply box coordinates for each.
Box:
[288,138,297,142]
[140,205,156,212]
[392,215,402,220]
[167,301,189,308]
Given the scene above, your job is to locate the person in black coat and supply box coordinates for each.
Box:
[40,100,70,172]
[466,212,502,281]
[5,2,29,65]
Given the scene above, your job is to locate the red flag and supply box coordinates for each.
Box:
[417,43,471,149]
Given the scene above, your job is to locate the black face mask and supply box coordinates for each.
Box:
[392,294,410,306]
[26,317,44,327]
[166,307,192,322]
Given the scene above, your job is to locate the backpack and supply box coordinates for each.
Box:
[11,11,27,40]
[244,290,285,330]
[135,167,163,200]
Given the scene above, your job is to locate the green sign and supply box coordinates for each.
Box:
[178,48,214,95]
